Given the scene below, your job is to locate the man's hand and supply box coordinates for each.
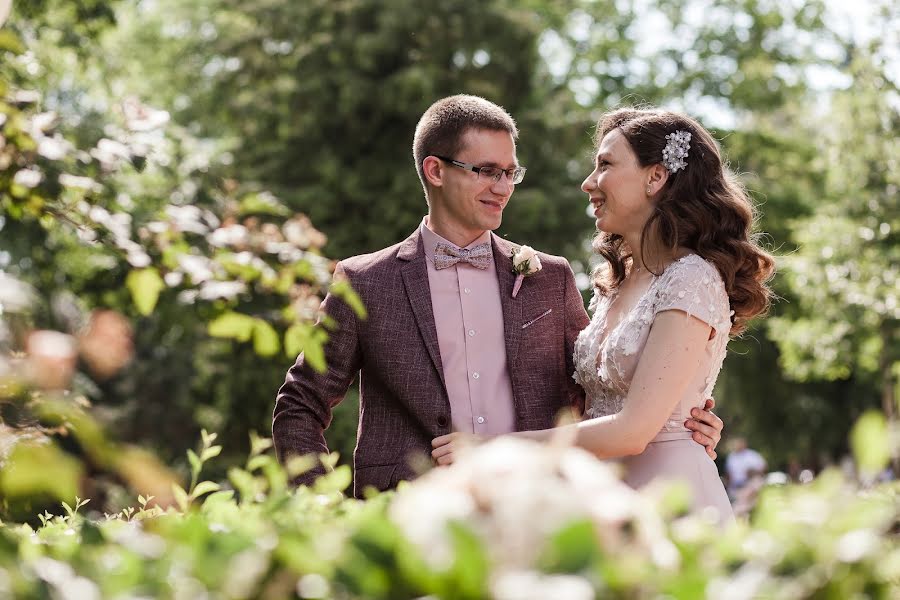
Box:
[684,398,723,460]
[431,432,481,466]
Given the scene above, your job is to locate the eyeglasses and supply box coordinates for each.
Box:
[433,155,527,185]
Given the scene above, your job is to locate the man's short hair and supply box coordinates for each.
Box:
[413,95,518,196]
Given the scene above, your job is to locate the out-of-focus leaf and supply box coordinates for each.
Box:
[0,441,83,502]
[172,483,189,512]
[208,311,256,342]
[200,445,222,462]
[284,322,328,372]
[252,318,280,356]
[126,268,164,316]
[538,519,598,573]
[190,481,220,499]
[851,410,890,476]
[330,280,367,319]
[187,449,201,478]
[313,464,352,494]
[0,30,25,54]
[238,192,290,217]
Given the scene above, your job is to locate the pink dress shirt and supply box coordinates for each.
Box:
[420,218,517,435]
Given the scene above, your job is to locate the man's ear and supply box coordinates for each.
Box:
[422,156,444,188]
[647,163,669,197]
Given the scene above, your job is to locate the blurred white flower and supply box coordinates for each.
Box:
[836,529,879,563]
[166,205,209,235]
[37,135,73,160]
[208,224,249,248]
[90,138,131,168]
[491,570,594,600]
[223,549,270,599]
[30,111,57,133]
[13,168,43,188]
[178,255,216,283]
[59,173,102,192]
[126,249,152,268]
[297,574,330,599]
[390,437,673,575]
[110,522,166,559]
[165,271,184,287]
[123,97,170,131]
[0,271,35,313]
[198,280,246,300]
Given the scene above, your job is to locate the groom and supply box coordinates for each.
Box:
[273,95,722,496]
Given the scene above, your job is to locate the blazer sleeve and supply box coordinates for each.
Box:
[562,261,590,415]
[272,261,363,486]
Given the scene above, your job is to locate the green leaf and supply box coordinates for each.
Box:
[171,483,190,512]
[187,449,201,479]
[0,30,26,54]
[252,319,280,357]
[447,521,489,598]
[312,464,352,494]
[190,480,221,500]
[228,467,258,502]
[538,519,599,572]
[284,323,328,373]
[200,445,222,462]
[850,410,890,476]
[249,431,273,457]
[208,311,256,342]
[201,490,235,508]
[126,268,165,316]
[238,192,290,216]
[0,441,83,502]
[330,280,367,319]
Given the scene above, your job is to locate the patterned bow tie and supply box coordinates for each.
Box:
[433,242,492,270]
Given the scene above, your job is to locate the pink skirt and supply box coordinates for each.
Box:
[618,434,734,526]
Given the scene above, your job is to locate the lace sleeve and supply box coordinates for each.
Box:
[653,256,731,337]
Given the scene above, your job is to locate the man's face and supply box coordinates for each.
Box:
[434,128,518,239]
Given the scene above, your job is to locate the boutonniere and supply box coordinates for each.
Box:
[510,245,542,298]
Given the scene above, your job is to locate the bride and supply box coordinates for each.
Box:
[432,107,775,524]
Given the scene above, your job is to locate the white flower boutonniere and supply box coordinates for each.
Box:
[510,245,542,298]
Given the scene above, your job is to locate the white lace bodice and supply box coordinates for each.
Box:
[573,255,732,434]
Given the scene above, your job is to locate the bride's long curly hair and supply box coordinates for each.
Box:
[591,108,775,336]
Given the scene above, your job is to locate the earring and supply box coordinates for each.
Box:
[646,185,652,196]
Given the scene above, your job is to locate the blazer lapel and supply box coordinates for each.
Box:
[398,231,447,392]
[492,234,523,368]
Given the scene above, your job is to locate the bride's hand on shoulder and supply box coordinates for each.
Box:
[431,432,483,466]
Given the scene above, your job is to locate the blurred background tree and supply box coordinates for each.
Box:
[1,0,897,510]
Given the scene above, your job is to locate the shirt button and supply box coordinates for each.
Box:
[464,288,471,294]
[476,416,485,424]
[472,372,480,379]
[468,329,476,337]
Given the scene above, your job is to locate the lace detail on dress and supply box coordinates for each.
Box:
[573,255,732,431]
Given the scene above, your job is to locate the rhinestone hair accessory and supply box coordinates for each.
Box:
[662,130,691,173]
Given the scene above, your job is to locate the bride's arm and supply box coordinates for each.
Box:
[556,309,712,458]
[432,309,713,465]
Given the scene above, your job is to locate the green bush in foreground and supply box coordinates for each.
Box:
[0,432,897,600]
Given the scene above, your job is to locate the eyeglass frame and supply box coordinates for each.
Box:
[432,155,527,185]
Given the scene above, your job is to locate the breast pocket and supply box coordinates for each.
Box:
[521,308,553,330]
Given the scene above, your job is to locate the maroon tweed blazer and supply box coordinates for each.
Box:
[273,228,590,497]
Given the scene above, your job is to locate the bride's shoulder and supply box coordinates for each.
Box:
[662,254,722,286]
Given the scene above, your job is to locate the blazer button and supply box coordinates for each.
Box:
[437,415,448,427]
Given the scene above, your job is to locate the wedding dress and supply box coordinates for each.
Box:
[574,254,734,523]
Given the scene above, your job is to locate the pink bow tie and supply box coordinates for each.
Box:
[433,242,492,270]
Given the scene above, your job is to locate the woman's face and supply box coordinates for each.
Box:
[581,129,656,239]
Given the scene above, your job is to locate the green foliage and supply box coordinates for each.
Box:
[0,430,897,599]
